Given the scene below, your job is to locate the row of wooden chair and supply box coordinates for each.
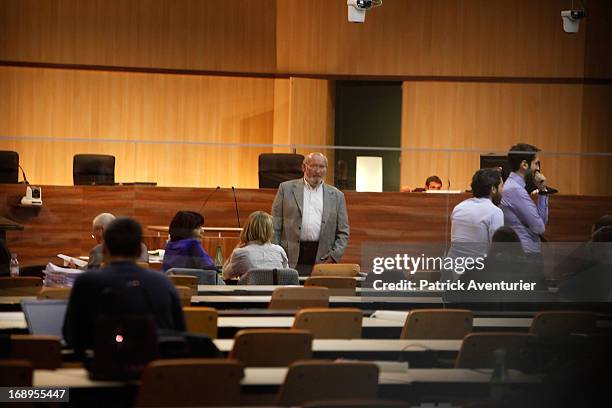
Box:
[0,358,381,406]
[183,306,598,339]
[0,309,597,373]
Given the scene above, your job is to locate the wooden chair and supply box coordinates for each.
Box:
[169,275,198,296]
[529,311,596,336]
[311,264,360,277]
[400,309,473,339]
[276,360,379,406]
[174,285,192,307]
[268,287,329,310]
[455,333,536,369]
[10,335,62,369]
[37,287,71,299]
[136,359,243,407]
[0,360,33,386]
[293,308,362,339]
[183,307,218,338]
[304,276,357,296]
[229,329,313,366]
[0,277,43,296]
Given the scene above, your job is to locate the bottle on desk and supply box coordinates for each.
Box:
[214,244,224,272]
[490,348,509,401]
[10,253,20,277]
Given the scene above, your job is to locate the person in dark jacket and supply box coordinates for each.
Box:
[63,217,186,355]
[162,211,215,272]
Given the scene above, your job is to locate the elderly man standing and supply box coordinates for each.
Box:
[271,152,350,275]
[88,213,149,268]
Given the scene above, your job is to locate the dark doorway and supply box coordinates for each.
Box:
[334,81,402,191]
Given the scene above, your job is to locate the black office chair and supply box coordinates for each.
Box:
[73,154,115,185]
[258,153,304,188]
[0,151,19,184]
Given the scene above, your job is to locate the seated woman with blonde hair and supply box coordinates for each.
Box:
[222,211,288,280]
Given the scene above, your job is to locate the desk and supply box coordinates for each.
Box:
[214,338,461,364]
[197,285,435,297]
[33,367,540,405]
[215,316,537,338]
[1,185,609,267]
[8,310,609,336]
[192,295,445,310]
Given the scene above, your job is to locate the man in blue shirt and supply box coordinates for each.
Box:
[500,143,549,255]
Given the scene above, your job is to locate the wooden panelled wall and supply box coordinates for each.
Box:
[0,0,610,193]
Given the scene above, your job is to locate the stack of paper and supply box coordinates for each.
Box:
[43,263,84,287]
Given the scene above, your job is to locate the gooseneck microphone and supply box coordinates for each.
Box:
[231,186,241,228]
[198,186,220,214]
[18,165,30,185]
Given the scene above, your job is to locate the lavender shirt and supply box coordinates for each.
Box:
[500,172,549,253]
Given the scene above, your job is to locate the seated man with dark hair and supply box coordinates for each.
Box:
[425,175,443,190]
[63,217,186,355]
[400,175,443,192]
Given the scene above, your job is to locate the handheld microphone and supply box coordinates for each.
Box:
[18,165,30,185]
[231,186,241,228]
[198,186,220,214]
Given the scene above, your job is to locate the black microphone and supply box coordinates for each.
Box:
[539,187,558,195]
[18,165,30,185]
[231,186,241,228]
[198,186,220,214]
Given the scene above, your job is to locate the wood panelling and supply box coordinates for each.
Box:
[579,85,612,196]
[1,185,611,267]
[287,78,336,180]
[276,0,585,77]
[584,0,612,79]
[400,81,592,195]
[0,0,276,73]
[272,78,291,153]
[0,66,275,187]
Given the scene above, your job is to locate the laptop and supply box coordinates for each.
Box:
[21,299,68,346]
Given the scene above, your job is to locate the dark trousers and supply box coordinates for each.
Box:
[296,241,319,276]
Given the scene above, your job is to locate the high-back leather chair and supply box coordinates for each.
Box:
[73,154,115,185]
[258,153,304,188]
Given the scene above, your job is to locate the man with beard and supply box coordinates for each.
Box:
[446,168,505,265]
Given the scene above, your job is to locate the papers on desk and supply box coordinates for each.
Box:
[57,254,88,268]
[43,263,83,287]
[370,310,409,322]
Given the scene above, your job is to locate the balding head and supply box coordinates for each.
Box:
[302,152,328,188]
[92,213,116,244]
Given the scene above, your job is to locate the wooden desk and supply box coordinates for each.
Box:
[1,185,610,266]
[197,284,435,296]
[32,367,540,405]
[7,309,608,338]
[191,295,445,310]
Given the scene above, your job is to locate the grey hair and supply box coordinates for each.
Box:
[303,152,328,166]
[92,213,116,230]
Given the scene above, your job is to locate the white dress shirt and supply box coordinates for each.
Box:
[300,178,323,242]
[447,197,504,259]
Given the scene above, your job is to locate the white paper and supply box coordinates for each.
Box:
[57,254,88,268]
